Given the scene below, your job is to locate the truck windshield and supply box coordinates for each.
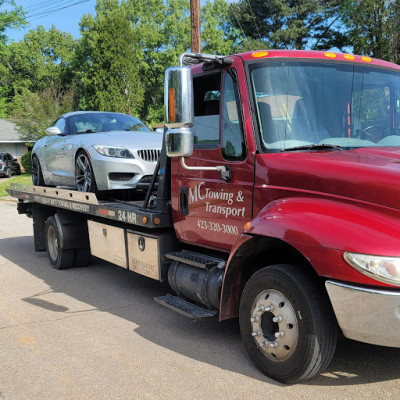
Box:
[249,60,400,151]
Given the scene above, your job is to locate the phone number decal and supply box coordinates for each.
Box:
[197,219,239,235]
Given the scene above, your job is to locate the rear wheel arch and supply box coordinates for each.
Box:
[220,235,321,321]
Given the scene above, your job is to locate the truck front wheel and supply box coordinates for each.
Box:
[45,216,74,269]
[239,264,337,384]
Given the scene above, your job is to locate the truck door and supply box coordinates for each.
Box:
[172,63,255,251]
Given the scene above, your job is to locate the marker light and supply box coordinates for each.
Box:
[168,88,176,123]
[361,56,372,63]
[324,52,337,59]
[252,51,269,58]
[343,54,356,61]
[344,252,400,286]
[243,221,251,231]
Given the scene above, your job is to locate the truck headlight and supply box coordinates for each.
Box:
[344,252,400,286]
[93,145,134,158]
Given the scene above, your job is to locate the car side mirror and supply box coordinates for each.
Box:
[45,126,62,136]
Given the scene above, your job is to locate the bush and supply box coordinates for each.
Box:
[21,151,32,174]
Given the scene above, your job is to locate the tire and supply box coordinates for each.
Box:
[239,264,337,384]
[45,216,74,269]
[32,155,45,186]
[75,151,98,193]
[74,248,92,267]
[6,167,12,178]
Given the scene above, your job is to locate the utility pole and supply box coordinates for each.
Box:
[190,0,201,53]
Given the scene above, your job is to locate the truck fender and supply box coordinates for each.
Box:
[53,212,90,250]
[247,196,400,254]
[219,196,400,321]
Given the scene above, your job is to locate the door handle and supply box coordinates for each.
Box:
[179,187,188,215]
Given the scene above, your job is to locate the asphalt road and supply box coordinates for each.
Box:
[0,200,399,400]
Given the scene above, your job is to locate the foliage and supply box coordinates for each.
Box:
[76,0,143,115]
[1,26,76,114]
[11,83,75,142]
[0,0,26,115]
[3,0,400,136]
[201,0,241,54]
[0,0,25,45]
[20,151,31,174]
[123,0,191,123]
[229,0,348,51]
[0,173,31,198]
[340,1,399,62]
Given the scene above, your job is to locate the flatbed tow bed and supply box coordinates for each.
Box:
[7,184,172,229]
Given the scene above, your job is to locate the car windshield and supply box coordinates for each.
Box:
[67,113,150,134]
[249,60,400,151]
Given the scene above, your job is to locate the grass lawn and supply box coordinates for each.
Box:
[0,174,32,197]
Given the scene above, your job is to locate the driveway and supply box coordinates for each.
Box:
[0,200,399,400]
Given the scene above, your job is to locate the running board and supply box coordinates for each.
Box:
[154,294,218,319]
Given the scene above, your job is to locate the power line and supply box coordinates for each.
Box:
[21,0,91,23]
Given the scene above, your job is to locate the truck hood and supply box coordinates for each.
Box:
[264,147,400,210]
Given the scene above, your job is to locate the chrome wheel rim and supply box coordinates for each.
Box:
[75,154,92,192]
[47,226,58,261]
[250,289,299,361]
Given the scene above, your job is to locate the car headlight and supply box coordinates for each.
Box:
[344,252,400,286]
[93,145,134,158]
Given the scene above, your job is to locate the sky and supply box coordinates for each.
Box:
[6,0,97,42]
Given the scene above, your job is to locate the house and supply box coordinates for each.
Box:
[0,119,31,161]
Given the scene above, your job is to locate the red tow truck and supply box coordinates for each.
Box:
[8,50,400,383]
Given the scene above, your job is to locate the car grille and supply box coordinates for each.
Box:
[137,149,160,162]
[109,173,136,181]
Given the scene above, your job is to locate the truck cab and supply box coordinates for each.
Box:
[165,50,400,382]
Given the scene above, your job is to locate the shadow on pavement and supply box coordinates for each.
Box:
[1,234,399,387]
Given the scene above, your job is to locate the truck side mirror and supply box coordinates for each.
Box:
[164,67,194,158]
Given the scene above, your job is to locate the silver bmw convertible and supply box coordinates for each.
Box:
[31,111,163,193]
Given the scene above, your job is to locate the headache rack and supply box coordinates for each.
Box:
[179,52,233,69]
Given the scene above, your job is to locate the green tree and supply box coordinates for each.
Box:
[229,0,347,51]
[0,0,26,116]
[124,0,191,124]
[201,0,241,54]
[11,83,75,142]
[0,0,25,45]
[340,1,398,62]
[76,0,143,115]
[1,26,76,114]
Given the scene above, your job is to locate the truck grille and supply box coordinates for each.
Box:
[137,149,160,162]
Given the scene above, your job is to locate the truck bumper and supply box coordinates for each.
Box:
[325,280,400,347]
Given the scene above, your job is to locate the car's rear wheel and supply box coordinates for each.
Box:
[6,167,12,178]
[75,151,98,193]
[32,155,45,186]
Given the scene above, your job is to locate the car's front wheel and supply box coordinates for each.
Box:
[32,155,45,186]
[75,151,98,193]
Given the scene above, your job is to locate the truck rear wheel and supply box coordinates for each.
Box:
[239,264,337,384]
[45,216,74,269]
